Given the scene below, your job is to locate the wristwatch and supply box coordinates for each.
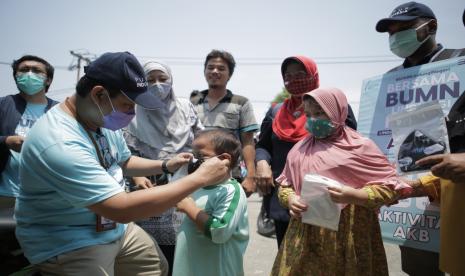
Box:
[162,159,171,174]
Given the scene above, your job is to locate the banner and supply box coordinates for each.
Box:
[357,57,465,252]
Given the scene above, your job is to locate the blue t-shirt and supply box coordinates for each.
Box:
[0,103,46,197]
[15,105,131,264]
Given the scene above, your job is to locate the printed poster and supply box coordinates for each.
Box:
[358,57,465,252]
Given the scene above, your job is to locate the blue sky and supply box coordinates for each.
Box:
[1,0,464,122]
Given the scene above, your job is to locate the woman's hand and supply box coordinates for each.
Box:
[327,185,367,205]
[167,152,193,172]
[288,194,308,218]
[279,180,292,188]
[132,176,153,189]
[255,160,274,195]
[398,177,421,188]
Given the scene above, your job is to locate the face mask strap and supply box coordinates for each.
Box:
[415,19,433,31]
[94,90,114,120]
[103,91,116,112]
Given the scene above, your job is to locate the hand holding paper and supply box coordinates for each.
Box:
[327,185,368,206]
[300,174,343,231]
[288,194,308,218]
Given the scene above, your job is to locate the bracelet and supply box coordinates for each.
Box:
[278,187,295,209]
[363,187,377,209]
[161,159,171,174]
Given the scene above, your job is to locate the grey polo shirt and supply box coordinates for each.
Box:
[192,90,259,137]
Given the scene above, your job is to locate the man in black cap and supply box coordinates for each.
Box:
[376,2,465,276]
[376,1,465,71]
[15,51,231,275]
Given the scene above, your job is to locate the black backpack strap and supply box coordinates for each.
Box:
[432,48,465,62]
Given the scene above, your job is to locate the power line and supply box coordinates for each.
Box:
[69,50,95,81]
[137,57,399,65]
[137,54,396,60]
[149,59,400,66]
[0,54,400,69]
[47,87,75,95]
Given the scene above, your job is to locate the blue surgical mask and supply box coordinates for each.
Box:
[389,21,432,58]
[305,117,335,139]
[151,82,172,100]
[96,92,135,131]
[15,72,46,95]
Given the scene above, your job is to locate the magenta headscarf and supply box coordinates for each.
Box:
[276,87,412,196]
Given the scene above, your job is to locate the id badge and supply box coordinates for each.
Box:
[96,215,117,232]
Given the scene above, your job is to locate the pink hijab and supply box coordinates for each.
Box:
[276,87,412,196]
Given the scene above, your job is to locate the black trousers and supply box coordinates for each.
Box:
[274,219,289,248]
[400,246,444,276]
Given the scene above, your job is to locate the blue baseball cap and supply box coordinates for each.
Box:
[84,52,163,110]
[376,2,436,33]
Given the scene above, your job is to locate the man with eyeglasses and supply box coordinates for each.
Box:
[376,2,465,275]
[14,52,230,275]
[0,55,58,274]
[0,55,57,209]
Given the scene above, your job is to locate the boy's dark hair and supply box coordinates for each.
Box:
[76,75,121,98]
[12,55,55,92]
[197,129,241,168]
[204,50,236,77]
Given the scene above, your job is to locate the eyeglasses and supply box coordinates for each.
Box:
[17,66,47,76]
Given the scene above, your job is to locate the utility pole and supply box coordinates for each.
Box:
[69,50,92,82]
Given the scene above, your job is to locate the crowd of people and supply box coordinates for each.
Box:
[0,2,464,276]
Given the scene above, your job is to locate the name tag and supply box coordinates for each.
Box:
[96,215,117,232]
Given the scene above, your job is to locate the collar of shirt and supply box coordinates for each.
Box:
[198,89,234,104]
[199,89,234,111]
[402,43,444,68]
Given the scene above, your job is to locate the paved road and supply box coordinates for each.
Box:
[244,194,407,276]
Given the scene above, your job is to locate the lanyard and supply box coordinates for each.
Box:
[64,98,118,232]
[64,98,108,170]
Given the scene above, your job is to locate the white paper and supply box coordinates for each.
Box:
[300,174,343,231]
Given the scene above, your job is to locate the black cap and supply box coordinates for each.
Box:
[376,2,436,32]
[84,52,163,110]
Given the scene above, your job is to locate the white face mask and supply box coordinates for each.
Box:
[150,82,172,100]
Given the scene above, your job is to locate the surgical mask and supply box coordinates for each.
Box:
[96,92,135,131]
[389,21,432,58]
[151,82,172,100]
[284,75,314,95]
[305,117,335,139]
[187,154,220,174]
[187,157,204,174]
[15,72,46,95]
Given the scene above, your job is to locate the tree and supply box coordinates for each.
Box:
[271,87,290,104]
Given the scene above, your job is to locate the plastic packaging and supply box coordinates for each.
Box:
[387,101,449,175]
[300,174,343,231]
